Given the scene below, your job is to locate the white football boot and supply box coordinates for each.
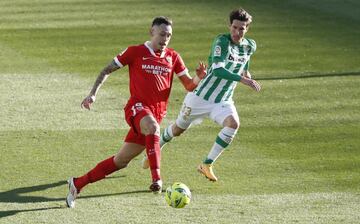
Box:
[66,177,78,208]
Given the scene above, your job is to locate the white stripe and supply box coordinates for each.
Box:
[113,56,124,67]
[176,69,188,77]
[144,41,156,57]
[208,79,229,102]
[212,62,225,70]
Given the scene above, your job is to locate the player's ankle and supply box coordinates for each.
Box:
[203,158,214,164]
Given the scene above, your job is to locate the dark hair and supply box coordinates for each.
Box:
[229,8,252,25]
[152,16,172,27]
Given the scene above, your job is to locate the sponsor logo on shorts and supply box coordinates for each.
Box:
[131,102,144,116]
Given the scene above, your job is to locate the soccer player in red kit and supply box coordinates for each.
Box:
[66,16,206,208]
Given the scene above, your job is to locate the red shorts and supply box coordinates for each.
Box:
[123,98,166,146]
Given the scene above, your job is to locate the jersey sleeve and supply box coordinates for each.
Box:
[244,39,257,71]
[114,46,136,67]
[173,53,188,77]
[248,39,257,54]
[211,35,229,64]
[244,61,250,71]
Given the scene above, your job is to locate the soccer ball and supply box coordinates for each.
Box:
[165,182,191,208]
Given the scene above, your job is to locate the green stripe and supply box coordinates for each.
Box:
[225,61,233,69]
[216,136,229,148]
[215,80,232,103]
[203,77,222,100]
[224,86,234,101]
[244,61,249,70]
[195,73,213,96]
[204,158,214,164]
[232,63,242,74]
[239,45,245,54]
[162,128,171,142]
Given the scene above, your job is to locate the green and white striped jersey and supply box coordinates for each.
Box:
[194,33,256,103]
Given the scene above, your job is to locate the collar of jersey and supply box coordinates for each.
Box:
[225,33,247,46]
[144,41,166,58]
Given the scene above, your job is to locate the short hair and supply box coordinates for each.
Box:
[229,8,252,25]
[151,16,172,27]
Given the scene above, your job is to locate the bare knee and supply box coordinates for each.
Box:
[223,116,240,130]
[140,116,160,135]
[227,121,239,130]
[145,121,160,135]
[113,154,129,169]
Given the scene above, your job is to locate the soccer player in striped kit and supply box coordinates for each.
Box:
[142,8,261,182]
[66,16,206,208]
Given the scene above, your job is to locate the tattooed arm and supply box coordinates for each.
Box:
[81,60,120,110]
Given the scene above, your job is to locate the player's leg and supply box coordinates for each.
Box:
[141,93,206,169]
[206,115,239,163]
[141,122,185,169]
[66,142,144,208]
[139,114,163,193]
[198,103,239,181]
[113,142,146,168]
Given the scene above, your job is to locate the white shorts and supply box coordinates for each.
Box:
[175,92,239,129]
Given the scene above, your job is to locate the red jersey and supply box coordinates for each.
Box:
[114,41,187,109]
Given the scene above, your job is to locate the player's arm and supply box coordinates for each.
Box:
[178,62,207,91]
[212,64,242,82]
[242,70,252,79]
[210,36,245,82]
[81,60,120,110]
[213,65,251,81]
[240,74,261,92]
[212,64,260,92]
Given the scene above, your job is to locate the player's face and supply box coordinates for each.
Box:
[150,24,172,52]
[229,20,248,44]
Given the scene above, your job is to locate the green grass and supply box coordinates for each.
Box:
[1,0,360,223]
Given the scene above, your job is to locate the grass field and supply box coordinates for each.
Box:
[1,0,360,223]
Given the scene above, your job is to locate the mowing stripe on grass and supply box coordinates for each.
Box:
[0,73,129,131]
[0,192,358,223]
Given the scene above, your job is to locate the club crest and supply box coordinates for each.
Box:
[166,56,172,64]
[214,46,221,56]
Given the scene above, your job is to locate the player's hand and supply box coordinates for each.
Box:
[196,61,207,79]
[240,76,261,92]
[242,71,252,79]
[81,95,96,110]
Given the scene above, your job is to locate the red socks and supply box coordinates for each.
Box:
[145,134,161,182]
[74,156,119,192]
[73,135,161,192]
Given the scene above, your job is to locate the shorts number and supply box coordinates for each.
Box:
[131,102,144,116]
[181,103,192,120]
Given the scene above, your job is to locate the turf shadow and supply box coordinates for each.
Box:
[0,207,63,219]
[0,176,156,218]
[0,180,67,204]
[256,71,360,81]
[0,175,127,204]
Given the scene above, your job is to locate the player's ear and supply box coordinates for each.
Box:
[150,27,156,37]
